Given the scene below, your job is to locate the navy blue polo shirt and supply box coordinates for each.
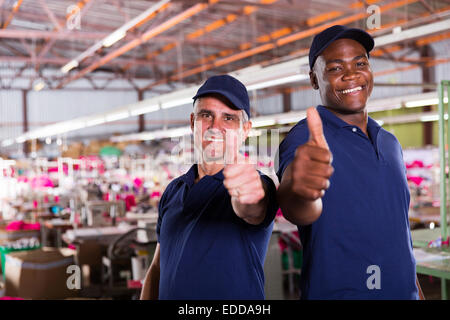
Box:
[277,105,418,300]
[157,165,278,300]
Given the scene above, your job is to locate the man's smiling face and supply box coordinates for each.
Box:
[310,38,374,115]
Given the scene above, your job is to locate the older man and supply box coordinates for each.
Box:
[140,75,278,300]
[277,25,423,299]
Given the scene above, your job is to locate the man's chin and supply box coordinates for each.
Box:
[328,101,368,114]
[203,150,225,164]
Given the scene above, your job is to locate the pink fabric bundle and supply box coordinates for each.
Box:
[124,194,136,211]
[133,178,143,189]
[407,175,424,186]
[150,191,161,199]
[6,221,41,231]
[17,176,28,183]
[30,175,54,188]
[405,160,424,169]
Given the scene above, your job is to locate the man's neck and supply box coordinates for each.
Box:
[196,162,224,182]
[325,106,369,135]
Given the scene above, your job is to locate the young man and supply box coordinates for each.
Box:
[277,25,423,299]
[140,75,278,300]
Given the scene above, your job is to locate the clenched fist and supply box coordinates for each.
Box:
[290,107,334,201]
[223,155,265,205]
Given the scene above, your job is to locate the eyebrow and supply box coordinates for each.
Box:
[198,109,239,118]
[325,55,368,64]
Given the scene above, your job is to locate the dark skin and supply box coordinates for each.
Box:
[277,38,425,299]
[310,38,374,136]
[278,38,371,226]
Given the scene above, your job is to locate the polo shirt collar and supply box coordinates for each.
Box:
[317,105,349,131]
[317,105,381,138]
[181,164,225,187]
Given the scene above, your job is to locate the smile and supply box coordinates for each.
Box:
[205,137,224,142]
[339,86,364,94]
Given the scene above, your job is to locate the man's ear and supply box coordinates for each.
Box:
[242,120,252,142]
[309,70,319,90]
[190,113,195,132]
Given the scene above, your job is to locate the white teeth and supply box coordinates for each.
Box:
[206,137,223,142]
[341,86,362,94]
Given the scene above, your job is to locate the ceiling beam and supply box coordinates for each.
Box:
[142,0,416,90]
[57,0,221,89]
[2,0,23,29]
[0,29,111,40]
[122,0,280,72]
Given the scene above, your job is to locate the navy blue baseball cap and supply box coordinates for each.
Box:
[193,75,251,118]
[309,25,375,70]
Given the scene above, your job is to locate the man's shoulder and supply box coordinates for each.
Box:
[377,126,402,148]
[159,175,187,206]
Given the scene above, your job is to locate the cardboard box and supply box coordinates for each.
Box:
[4,247,78,299]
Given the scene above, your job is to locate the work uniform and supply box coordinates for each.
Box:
[157,164,278,299]
[277,105,418,299]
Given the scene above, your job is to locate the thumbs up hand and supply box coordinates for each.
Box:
[290,107,334,201]
[223,153,265,205]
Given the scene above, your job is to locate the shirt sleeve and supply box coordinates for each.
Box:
[156,180,176,243]
[276,121,309,183]
[257,174,279,229]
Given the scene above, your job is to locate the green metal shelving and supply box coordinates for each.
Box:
[414,80,450,300]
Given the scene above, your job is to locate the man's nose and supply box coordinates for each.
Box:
[342,66,359,80]
[209,116,223,130]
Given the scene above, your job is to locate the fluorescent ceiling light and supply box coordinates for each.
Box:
[405,97,448,108]
[33,80,46,92]
[252,119,276,127]
[161,97,193,109]
[164,127,191,138]
[374,19,450,47]
[130,104,160,116]
[61,60,79,74]
[106,111,130,122]
[420,114,448,122]
[247,74,308,91]
[86,117,106,127]
[102,30,127,48]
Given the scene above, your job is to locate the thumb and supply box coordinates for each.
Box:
[307,107,328,149]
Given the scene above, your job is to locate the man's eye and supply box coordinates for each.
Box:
[357,61,367,67]
[201,113,212,119]
[328,66,341,72]
[224,116,236,121]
